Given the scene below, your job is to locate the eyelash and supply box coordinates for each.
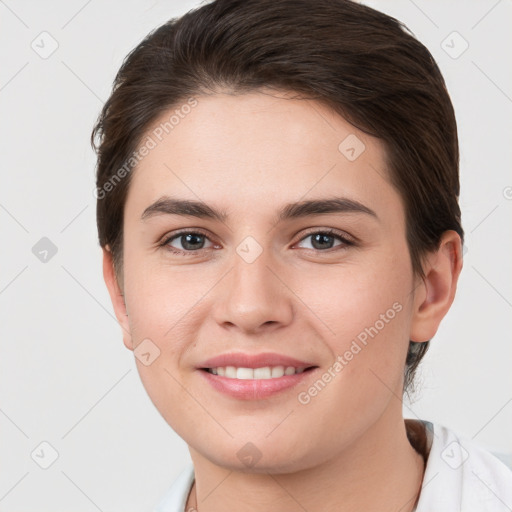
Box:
[159,228,355,256]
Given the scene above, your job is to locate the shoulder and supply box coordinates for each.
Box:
[152,463,195,512]
[416,420,512,512]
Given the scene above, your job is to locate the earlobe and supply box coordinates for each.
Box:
[409,231,463,343]
[102,247,134,351]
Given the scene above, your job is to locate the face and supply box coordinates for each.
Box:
[111,89,428,472]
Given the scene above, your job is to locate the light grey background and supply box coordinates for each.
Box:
[1,1,511,510]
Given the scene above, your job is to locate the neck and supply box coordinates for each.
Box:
[187,412,426,512]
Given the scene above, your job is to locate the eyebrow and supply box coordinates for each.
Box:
[141,196,378,223]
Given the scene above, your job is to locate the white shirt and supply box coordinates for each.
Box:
[153,421,512,512]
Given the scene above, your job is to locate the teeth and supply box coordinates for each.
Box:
[271,365,284,378]
[236,367,254,379]
[207,365,305,379]
[254,367,272,379]
[225,366,237,378]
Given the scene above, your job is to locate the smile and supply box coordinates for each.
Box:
[204,365,308,379]
[196,352,318,399]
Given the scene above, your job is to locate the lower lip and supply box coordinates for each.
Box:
[198,369,316,400]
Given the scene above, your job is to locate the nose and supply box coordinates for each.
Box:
[212,245,294,335]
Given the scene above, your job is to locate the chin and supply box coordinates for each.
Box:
[195,437,319,475]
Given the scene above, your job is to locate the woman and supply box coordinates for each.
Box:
[91,0,512,510]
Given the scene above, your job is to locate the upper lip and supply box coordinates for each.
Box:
[197,352,316,370]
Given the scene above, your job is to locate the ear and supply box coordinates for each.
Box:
[102,247,134,351]
[409,230,463,343]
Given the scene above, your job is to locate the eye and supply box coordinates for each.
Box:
[161,230,215,254]
[295,229,354,251]
[159,228,354,256]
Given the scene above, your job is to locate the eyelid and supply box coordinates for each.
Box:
[159,227,210,244]
[293,227,356,247]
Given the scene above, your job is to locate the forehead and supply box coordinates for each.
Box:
[124,90,403,226]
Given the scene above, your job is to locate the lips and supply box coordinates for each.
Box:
[196,352,319,400]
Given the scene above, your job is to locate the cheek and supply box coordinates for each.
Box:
[122,249,204,343]
[121,251,215,409]
[297,249,412,347]
[122,260,202,436]
[297,250,413,394]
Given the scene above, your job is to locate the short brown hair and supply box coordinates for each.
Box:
[91,0,464,393]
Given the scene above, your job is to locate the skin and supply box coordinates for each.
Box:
[103,89,462,512]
